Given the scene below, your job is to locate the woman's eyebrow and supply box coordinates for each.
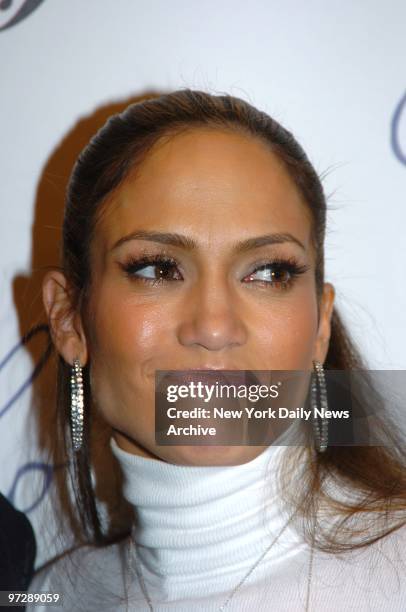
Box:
[110,231,305,253]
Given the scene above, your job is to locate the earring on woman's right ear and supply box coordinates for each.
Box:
[311,360,329,452]
[70,357,84,452]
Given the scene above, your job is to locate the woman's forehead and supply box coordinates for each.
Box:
[94,128,313,254]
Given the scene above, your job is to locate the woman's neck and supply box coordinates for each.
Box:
[111,438,300,587]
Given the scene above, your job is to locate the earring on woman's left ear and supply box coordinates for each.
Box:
[311,359,329,452]
[70,357,84,452]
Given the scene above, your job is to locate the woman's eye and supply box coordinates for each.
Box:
[243,261,307,288]
[247,265,290,284]
[137,264,175,280]
[122,258,182,284]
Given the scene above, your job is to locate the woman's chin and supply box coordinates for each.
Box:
[158,444,267,466]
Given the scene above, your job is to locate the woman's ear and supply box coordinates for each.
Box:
[314,282,335,364]
[42,270,88,366]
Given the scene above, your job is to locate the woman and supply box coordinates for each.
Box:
[29,89,406,610]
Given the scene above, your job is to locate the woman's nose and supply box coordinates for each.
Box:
[176,277,248,351]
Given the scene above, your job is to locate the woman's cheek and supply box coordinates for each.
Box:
[90,283,165,356]
[253,295,317,369]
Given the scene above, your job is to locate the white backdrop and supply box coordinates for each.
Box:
[1,0,405,568]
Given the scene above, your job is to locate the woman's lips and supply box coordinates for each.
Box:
[157,369,260,388]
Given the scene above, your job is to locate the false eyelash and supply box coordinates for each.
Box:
[119,253,310,289]
[246,256,310,289]
[119,253,181,286]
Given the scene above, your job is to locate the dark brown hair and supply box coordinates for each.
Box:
[45,89,405,551]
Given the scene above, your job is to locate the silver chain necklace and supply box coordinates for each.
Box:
[126,511,315,611]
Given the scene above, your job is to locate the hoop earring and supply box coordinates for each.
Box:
[311,360,328,452]
[70,357,84,452]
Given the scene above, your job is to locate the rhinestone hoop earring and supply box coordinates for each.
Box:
[311,360,328,452]
[70,358,84,452]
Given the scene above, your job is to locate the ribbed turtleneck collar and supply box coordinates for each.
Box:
[110,439,301,601]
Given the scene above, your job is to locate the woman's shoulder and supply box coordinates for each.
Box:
[374,520,406,571]
[28,539,128,612]
[317,522,406,600]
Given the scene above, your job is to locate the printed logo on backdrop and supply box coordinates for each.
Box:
[0,0,45,31]
[391,90,406,166]
[0,325,55,513]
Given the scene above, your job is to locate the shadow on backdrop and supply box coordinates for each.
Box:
[12,88,166,554]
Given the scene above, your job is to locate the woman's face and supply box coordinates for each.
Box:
[46,127,334,466]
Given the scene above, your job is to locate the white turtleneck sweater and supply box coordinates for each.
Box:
[28,440,406,611]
